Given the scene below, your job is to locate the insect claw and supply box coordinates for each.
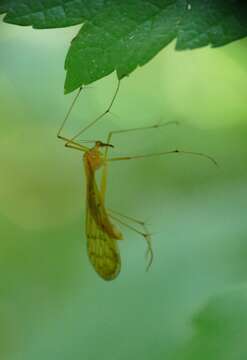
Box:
[145,248,154,271]
[143,232,153,271]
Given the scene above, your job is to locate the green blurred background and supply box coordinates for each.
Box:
[1,19,247,360]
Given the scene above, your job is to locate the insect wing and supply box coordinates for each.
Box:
[86,207,121,280]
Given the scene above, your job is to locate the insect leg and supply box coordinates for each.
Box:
[69,79,121,143]
[63,142,88,152]
[108,149,218,166]
[104,120,179,161]
[101,120,179,199]
[58,80,120,150]
[108,208,146,226]
[108,211,153,271]
[57,86,83,141]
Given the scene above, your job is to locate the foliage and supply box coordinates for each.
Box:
[0,0,246,92]
[1,5,247,360]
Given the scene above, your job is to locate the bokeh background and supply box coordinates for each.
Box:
[1,18,247,360]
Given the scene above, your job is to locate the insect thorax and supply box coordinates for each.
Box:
[84,147,104,171]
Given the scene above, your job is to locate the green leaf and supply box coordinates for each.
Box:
[0,0,106,28]
[177,287,247,360]
[1,1,247,93]
[64,0,247,92]
[176,1,247,49]
[64,1,181,92]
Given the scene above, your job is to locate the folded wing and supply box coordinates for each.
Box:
[86,207,121,280]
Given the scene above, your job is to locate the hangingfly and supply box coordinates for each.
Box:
[57,80,217,280]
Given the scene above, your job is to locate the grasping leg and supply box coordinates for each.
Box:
[108,210,153,271]
[101,122,216,270]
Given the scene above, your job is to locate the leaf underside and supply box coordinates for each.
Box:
[1,0,246,93]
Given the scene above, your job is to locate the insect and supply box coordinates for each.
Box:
[57,80,217,280]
